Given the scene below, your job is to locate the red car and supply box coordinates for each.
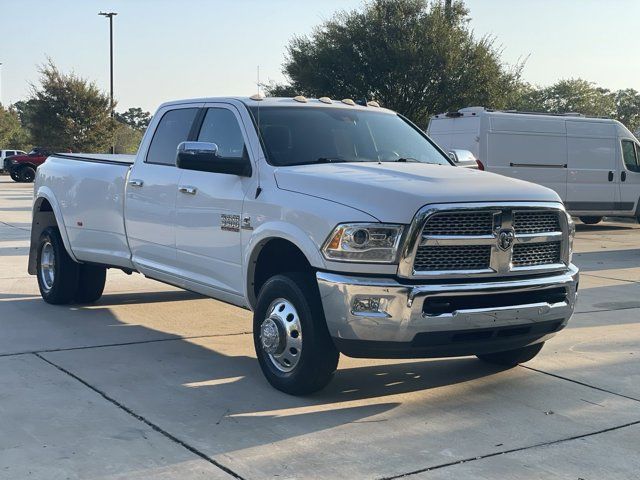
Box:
[6,148,50,183]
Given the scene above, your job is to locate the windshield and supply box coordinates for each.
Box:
[249,106,451,167]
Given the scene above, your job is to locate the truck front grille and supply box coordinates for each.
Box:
[513,211,560,234]
[414,245,491,271]
[422,212,494,236]
[512,242,562,267]
[403,205,568,278]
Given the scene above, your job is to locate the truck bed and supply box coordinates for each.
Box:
[36,153,135,269]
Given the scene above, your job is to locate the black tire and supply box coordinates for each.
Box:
[75,264,107,303]
[36,226,79,305]
[10,169,21,182]
[579,216,602,225]
[253,272,339,395]
[477,342,544,367]
[19,166,36,183]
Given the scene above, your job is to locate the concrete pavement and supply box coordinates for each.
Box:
[1,176,639,479]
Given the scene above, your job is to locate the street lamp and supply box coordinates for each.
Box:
[98,11,117,153]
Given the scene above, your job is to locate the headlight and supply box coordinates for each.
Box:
[322,223,404,263]
[10,159,18,164]
[566,212,575,263]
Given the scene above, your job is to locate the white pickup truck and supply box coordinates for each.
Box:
[29,96,579,394]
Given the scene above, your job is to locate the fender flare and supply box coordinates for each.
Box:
[243,221,327,309]
[28,187,78,275]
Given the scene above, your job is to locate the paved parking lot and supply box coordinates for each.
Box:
[1,175,639,479]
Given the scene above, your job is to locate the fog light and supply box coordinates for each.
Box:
[351,297,390,316]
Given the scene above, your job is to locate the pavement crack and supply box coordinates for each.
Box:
[0,220,30,232]
[521,365,640,403]
[377,419,640,479]
[0,331,252,358]
[33,352,247,480]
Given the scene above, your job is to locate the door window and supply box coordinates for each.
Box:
[197,108,246,159]
[146,108,198,165]
[622,140,640,172]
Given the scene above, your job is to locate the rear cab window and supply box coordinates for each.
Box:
[146,108,199,166]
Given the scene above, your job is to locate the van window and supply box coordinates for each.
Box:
[146,108,198,166]
[197,108,246,159]
[621,140,639,172]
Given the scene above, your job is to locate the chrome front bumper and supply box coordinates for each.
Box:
[316,265,579,357]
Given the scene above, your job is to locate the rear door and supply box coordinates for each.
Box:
[125,105,200,275]
[619,139,640,214]
[565,121,617,212]
[174,103,256,296]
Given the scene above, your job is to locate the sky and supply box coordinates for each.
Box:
[2,0,640,113]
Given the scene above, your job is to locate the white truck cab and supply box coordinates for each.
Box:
[427,107,640,224]
[29,97,579,394]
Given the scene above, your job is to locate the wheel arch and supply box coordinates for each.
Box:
[28,191,77,275]
[245,229,325,310]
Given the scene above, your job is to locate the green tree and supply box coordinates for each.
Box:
[0,105,30,150]
[28,60,114,152]
[113,123,143,154]
[512,78,616,118]
[268,0,523,127]
[115,107,151,131]
[614,88,640,133]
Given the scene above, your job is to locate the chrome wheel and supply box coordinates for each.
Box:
[260,298,302,372]
[39,241,55,292]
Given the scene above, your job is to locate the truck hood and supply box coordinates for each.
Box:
[274,162,561,223]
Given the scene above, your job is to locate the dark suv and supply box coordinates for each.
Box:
[5,148,51,182]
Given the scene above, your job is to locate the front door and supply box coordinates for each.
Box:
[125,105,200,275]
[174,104,256,296]
[619,139,640,215]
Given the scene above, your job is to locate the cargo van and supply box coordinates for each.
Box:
[427,107,640,223]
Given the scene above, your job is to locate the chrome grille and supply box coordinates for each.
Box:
[422,212,494,236]
[414,245,492,271]
[401,203,569,278]
[513,242,562,267]
[513,211,560,234]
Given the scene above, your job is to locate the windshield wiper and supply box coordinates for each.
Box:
[394,157,419,162]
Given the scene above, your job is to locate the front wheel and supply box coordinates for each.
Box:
[476,342,544,367]
[253,272,339,395]
[10,169,21,182]
[36,227,79,304]
[579,216,602,225]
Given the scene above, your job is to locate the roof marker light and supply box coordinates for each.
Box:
[367,101,380,108]
[249,93,265,101]
[293,95,308,103]
[341,98,356,106]
[319,97,332,104]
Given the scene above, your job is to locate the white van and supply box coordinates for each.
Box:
[427,107,640,223]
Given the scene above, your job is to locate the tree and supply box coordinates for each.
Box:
[115,107,151,131]
[268,0,523,127]
[0,105,30,149]
[512,78,616,118]
[113,123,143,154]
[614,89,640,133]
[28,60,114,152]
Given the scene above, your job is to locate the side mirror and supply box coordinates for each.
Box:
[176,141,251,177]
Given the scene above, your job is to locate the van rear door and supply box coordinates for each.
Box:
[565,121,617,213]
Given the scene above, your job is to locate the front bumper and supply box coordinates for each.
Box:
[316,264,579,358]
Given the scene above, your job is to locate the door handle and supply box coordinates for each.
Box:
[622,171,627,182]
[608,171,614,182]
[179,186,197,195]
[129,179,144,187]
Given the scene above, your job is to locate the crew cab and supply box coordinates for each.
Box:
[29,97,579,394]
[8,147,50,182]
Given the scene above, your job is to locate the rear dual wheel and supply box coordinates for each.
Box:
[37,227,106,305]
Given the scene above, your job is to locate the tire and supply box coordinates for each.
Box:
[10,170,21,182]
[477,342,544,367]
[36,227,80,305]
[253,272,339,395]
[75,264,107,303]
[19,166,36,183]
[579,216,602,225]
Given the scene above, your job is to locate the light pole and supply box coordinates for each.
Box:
[99,11,117,153]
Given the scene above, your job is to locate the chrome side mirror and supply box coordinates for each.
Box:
[176,141,251,177]
[178,141,219,158]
